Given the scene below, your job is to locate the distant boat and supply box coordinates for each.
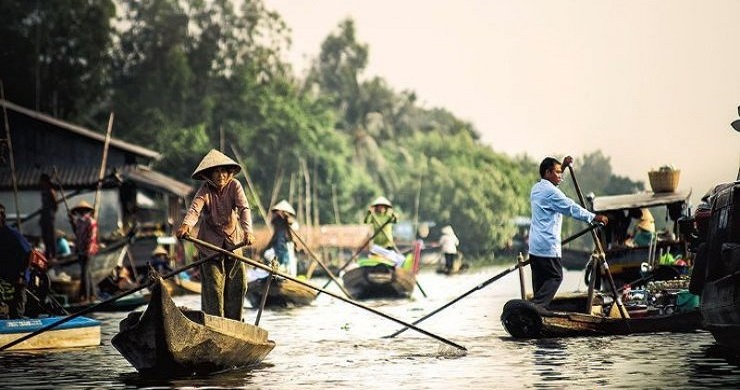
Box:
[342,242,421,300]
[246,275,317,309]
[0,316,101,351]
[63,290,150,313]
[111,277,275,376]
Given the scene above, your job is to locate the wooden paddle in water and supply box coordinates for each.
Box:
[183,235,467,352]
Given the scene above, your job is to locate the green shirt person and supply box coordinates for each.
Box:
[363,196,398,249]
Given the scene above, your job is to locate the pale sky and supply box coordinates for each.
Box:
[264,0,740,204]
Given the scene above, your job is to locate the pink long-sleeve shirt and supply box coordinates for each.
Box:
[182,179,252,256]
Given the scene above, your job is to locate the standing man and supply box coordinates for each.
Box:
[529,156,608,308]
[71,200,99,302]
[39,173,58,261]
[0,203,32,318]
[176,149,255,321]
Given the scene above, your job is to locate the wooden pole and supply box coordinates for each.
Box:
[0,81,22,232]
[517,252,527,299]
[93,113,114,218]
[183,235,467,351]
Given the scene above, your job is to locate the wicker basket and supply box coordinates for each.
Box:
[648,170,680,193]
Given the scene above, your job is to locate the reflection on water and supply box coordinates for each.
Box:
[1,267,739,389]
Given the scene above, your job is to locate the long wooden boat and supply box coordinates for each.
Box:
[686,180,740,352]
[48,239,130,300]
[246,276,317,309]
[161,275,201,296]
[500,296,703,339]
[111,277,275,376]
[64,290,150,313]
[342,245,421,300]
[0,316,101,351]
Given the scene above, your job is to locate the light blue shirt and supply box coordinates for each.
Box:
[529,179,595,258]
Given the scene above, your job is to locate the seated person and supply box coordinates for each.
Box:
[628,208,655,246]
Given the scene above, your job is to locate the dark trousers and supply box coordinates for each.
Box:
[40,214,56,260]
[79,254,93,300]
[444,253,455,270]
[530,254,563,308]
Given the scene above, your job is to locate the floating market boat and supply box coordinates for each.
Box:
[246,272,317,308]
[501,290,703,339]
[685,180,740,352]
[0,316,101,351]
[111,277,275,376]
[63,290,150,313]
[342,243,421,300]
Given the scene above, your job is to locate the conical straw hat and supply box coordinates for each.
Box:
[271,200,296,216]
[371,196,392,207]
[71,200,94,213]
[151,246,168,256]
[191,149,241,180]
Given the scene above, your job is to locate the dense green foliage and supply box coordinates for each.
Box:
[0,1,643,255]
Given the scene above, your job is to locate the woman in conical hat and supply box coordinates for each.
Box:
[267,200,299,276]
[70,199,99,302]
[364,196,398,249]
[176,149,255,321]
[439,225,459,273]
[71,200,94,214]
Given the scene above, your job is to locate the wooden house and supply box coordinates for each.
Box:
[0,98,192,241]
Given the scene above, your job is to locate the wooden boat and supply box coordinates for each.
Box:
[686,180,740,352]
[48,238,130,301]
[246,275,317,308]
[0,316,101,351]
[501,293,703,339]
[342,243,422,300]
[111,277,275,376]
[64,290,150,313]
[161,275,201,296]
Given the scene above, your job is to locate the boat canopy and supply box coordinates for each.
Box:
[592,189,692,213]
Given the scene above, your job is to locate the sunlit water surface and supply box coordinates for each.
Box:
[2,266,739,389]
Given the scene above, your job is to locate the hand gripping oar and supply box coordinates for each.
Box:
[318,217,394,293]
[565,162,629,323]
[0,248,237,352]
[183,235,467,351]
[287,225,354,299]
[383,222,604,338]
[369,213,428,298]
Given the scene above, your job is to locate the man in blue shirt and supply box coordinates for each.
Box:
[529,156,608,308]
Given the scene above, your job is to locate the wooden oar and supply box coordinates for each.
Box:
[0,248,232,352]
[383,223,604,338]
[183,235,467,351]
[369,213,428,298]
[288,225,354,299]
[318,217,393,292]
[565,163,629,322]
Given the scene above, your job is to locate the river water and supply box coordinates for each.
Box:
[1,265,740,389]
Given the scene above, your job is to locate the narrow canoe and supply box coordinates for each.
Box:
[342,264,416,300]
[246,276,317,309]
[501,299,703,339]
[111,277,275,376]
[0,316,101,351]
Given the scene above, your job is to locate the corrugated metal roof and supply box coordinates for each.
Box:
[592,189,692,212]
[0,165,191,198]
[0,98,160,160]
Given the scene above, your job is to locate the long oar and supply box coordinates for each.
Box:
[370,213,428,298]
[0,249,231,352]
[288,225,353,299]
[384,222,604,338]
[183,235,467,351]
[565,162,629,322]
[318,217,393,292]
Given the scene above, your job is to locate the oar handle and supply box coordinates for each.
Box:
[183,235,467,351]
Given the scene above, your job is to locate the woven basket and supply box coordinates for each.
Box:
[648,170,680,193]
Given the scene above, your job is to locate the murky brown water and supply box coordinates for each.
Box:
[2,266,739,389]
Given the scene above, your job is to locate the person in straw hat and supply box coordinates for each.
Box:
[266,200,299,276]
[628,208,655,247]
[70,199,99,302]
[150,245,173,274]
[176,149,255,321]
[439,225,460,273]
[363,196,398,250]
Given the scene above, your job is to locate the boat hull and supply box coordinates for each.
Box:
[342,264,415,300]
[111,278,275,376]
[700,271,740,351]
[501,299,703,339]
[246,277,317,308]
[0,316,101,351]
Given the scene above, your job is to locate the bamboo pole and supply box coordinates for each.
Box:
[93,113,114,217]
[0,81,22,231]
[230,145,269,228]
